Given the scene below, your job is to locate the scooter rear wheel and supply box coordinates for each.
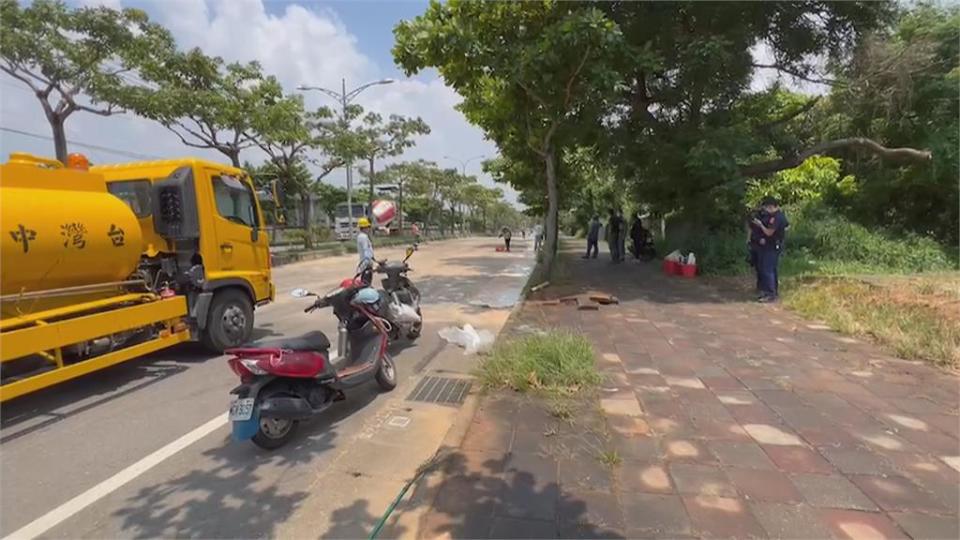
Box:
[252,417,299,450]
[376,353,398,391]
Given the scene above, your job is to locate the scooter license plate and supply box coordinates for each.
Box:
[229,398,255,421]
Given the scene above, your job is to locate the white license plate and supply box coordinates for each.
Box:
[229,398,255,421]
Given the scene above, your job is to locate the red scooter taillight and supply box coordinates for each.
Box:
[227,353,276,383]
[227,356,253,383]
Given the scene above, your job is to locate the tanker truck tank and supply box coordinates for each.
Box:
[1,154,144,317]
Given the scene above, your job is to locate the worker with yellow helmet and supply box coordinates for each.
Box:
[356,216,377,284]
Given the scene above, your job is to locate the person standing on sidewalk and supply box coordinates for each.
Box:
[746,204,765,294]
[583,215,601,259]
[751,197,789,302]
[533,223,544,252]
[606,209,623,262]
[616,209,627,262]
[498,226,512,251]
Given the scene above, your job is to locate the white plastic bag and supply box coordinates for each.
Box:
[438,324,495,355]
[394,303,421,324]
[665,250,683,262]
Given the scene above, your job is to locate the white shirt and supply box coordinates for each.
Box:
[357,231,375,265]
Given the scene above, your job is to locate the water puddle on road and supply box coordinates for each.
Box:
[468,262,533,309]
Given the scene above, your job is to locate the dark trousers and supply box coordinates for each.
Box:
[749,248,760,291]
[609,240,620,261]
[585,238,598,258]
[504,238,511,251]
[757,248,780,298]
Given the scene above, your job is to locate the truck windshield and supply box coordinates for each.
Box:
[335,204,367,218]
[213,175,259,228]
[107,179,152,218]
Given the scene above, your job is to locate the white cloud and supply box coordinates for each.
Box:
[1,0,517,203]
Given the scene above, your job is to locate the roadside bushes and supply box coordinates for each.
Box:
[666,202,955,276]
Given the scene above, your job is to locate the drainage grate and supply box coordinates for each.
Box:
[406,376,472,405]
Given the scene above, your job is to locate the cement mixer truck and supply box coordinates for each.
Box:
[0,153,274,402]
[333,199,398,240]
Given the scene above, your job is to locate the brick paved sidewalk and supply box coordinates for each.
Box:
[395,245,959,539]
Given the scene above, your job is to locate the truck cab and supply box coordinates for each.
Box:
[92,159,274,350]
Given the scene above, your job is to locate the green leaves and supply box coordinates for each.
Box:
[1,0,176,160]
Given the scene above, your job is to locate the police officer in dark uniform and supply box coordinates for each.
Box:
[746,205,766,295]
[751,196,789,302]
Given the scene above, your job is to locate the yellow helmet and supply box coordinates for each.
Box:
[357,217,371,228]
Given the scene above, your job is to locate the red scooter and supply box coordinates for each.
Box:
[226,278,397,449]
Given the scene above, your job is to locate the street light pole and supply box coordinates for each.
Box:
[444,154,486,177]
[298,77,394,237]
[442,154,486,234]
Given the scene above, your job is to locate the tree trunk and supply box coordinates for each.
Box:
[227,149,241,168]
[51,116,68,164]
[300,194,314,249]
[543,147,560,276]
[398,179,404,232]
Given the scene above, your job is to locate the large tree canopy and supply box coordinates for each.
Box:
[0,0,174,162]
[396,0,945,270]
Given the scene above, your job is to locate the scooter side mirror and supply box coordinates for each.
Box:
[403,246,415,261]
[290,288,312,298]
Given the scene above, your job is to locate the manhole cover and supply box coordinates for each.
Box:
[407,376,472,405]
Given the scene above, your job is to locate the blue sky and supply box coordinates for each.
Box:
[283,0,428,68]
[1,0,510,201]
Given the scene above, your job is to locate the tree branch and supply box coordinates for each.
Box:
[164,123,217,149]
[741,137,932,177]
[73,103,121,116]
[751,63,838,86]
[563,46,591,110]
[1,63,41,94]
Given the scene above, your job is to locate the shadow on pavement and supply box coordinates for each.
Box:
[321,395,626,539]
[0,323,282,440]
[522,241,751,306]
[111,384,385,538]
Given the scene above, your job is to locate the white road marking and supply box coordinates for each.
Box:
[4,413,228,540]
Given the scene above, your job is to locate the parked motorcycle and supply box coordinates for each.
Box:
[226,281,397,450]
[367,245,423,341]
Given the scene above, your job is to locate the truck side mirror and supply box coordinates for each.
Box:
[251,228,259,242]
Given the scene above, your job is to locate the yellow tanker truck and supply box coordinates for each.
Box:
[0,153,274,402]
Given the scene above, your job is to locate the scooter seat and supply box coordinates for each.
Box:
[254,330,331,352]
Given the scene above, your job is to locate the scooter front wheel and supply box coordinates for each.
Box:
[376,353,398,391]
[252,417,299,450]
[406,307,423,340]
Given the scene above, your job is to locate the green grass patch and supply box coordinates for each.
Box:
[598,449,622,468]
[478,331,601,396]
[782,275,960,368]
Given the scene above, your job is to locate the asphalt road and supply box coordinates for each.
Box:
[0,236,533,539]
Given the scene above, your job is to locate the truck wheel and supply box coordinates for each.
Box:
[203,289,253,352]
